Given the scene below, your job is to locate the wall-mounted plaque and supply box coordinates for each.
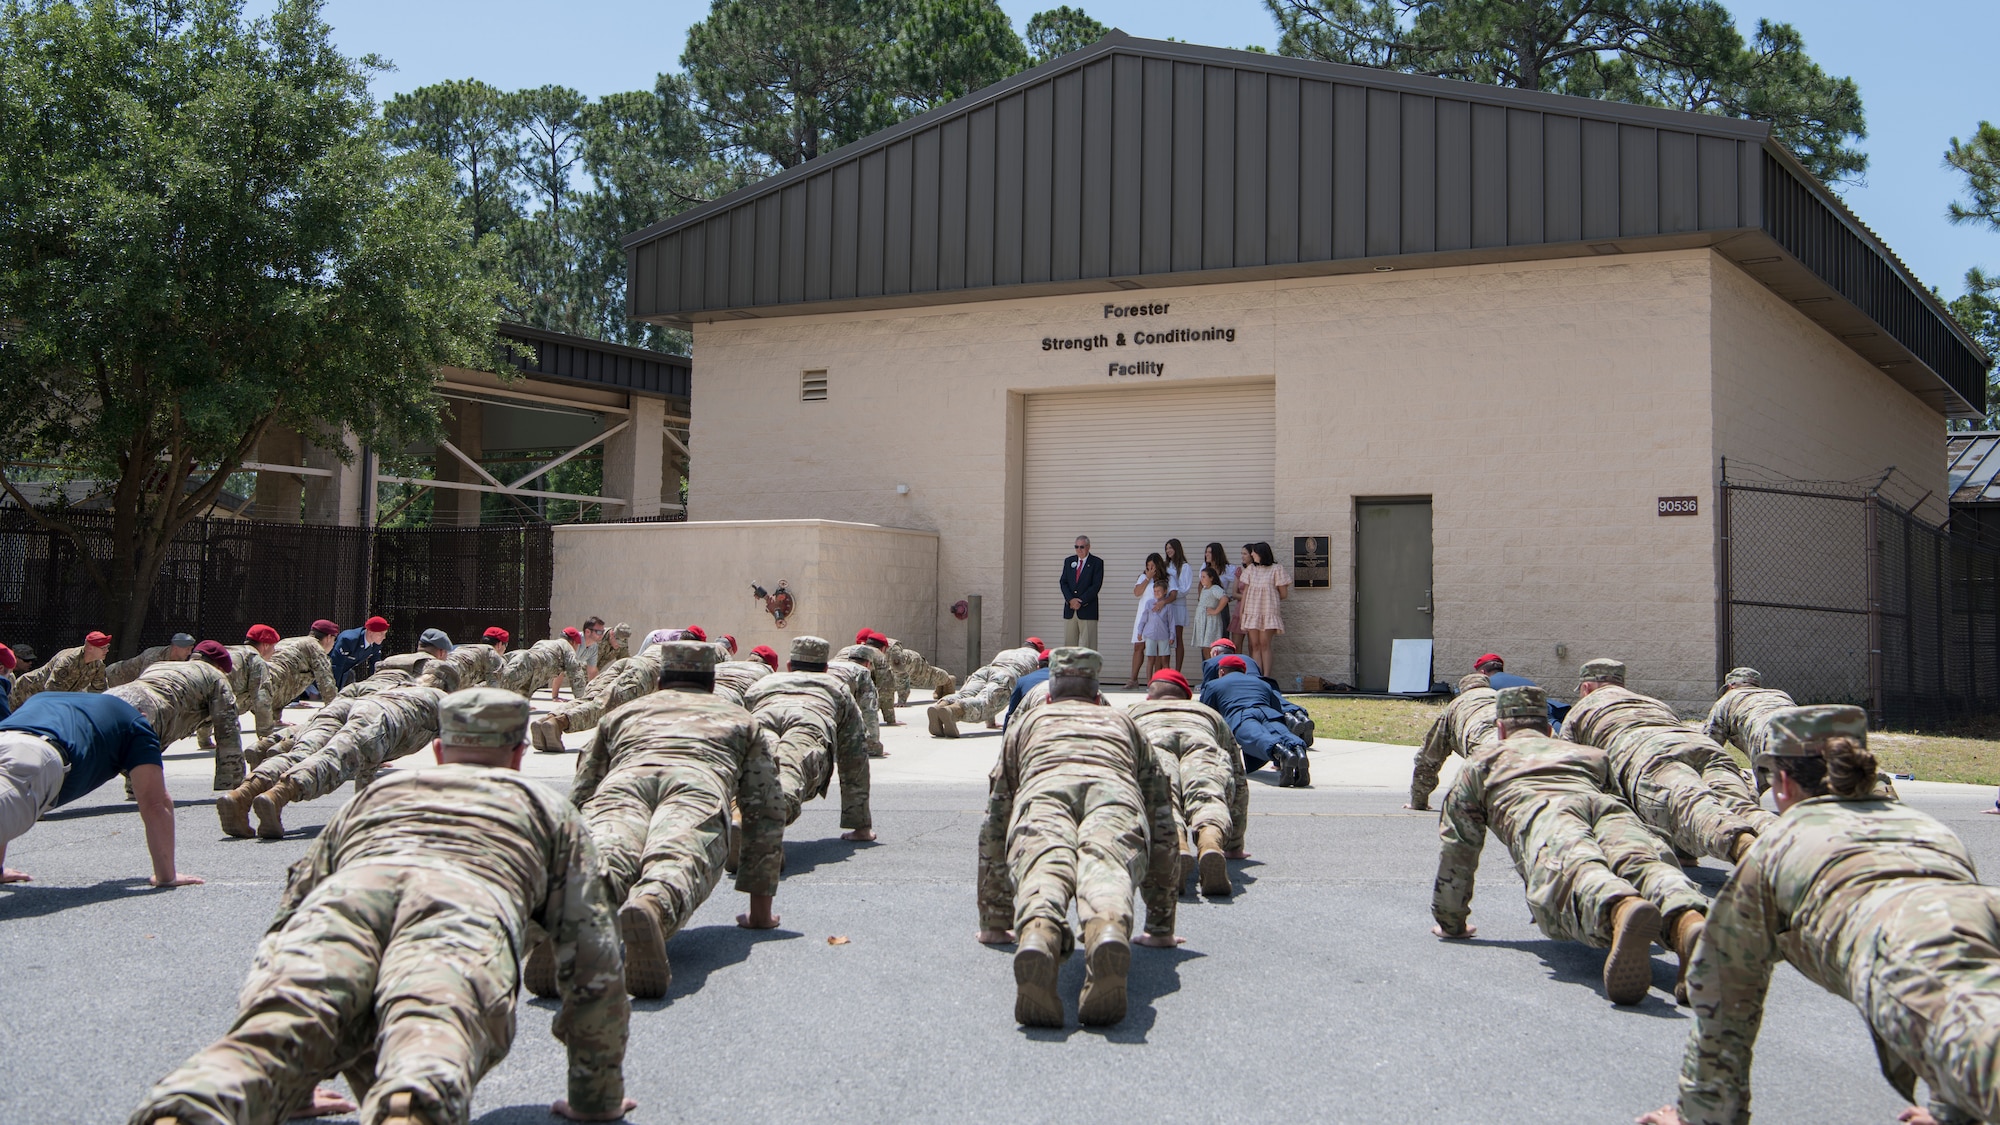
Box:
[1293,535,1330,588]
[1658,496,1699,517]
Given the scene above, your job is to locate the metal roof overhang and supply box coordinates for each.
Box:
[496,321,690,403]
[622,32,1988,420]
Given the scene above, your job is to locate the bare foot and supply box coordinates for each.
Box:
[1898,1108,1941,1125]
[151,873,205,888]
[736,911,781,930]
[552,1095,639,1121]
[1432,923,1478,939]
[975,928,1016,944]
[291,1086,358,1117]
[1401,802,1428,811]
[1224,849,1252,860]
[1135,933,1186,947]
[0,869,29,884]
[841,828,878,842]
[1636,1106,1685,1125]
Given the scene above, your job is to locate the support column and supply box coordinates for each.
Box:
[304,431,366,527]
[602,395,665,519]
[433,401,485,527]
[252,426,305,522]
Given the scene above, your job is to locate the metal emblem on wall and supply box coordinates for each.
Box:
[1293,536,1330,588]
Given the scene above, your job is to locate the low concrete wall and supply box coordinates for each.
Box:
[552,520,940,661]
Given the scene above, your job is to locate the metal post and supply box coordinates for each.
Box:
[965,594,982,678]
[1864,492,1882,726]
[1716,477,1733,684]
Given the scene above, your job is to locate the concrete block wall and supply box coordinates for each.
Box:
[551,520,938,661]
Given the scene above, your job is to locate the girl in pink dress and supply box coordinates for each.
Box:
[1233,541,1291,672]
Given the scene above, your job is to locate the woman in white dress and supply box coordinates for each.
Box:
[1126,552,1168,688]
[1204,542,1240,647]
[1162,539,1195,671]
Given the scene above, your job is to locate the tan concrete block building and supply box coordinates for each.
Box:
[623,34,1987,711]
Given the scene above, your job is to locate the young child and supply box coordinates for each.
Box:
[1137,576,1175,678]
[1192,567,1226,656]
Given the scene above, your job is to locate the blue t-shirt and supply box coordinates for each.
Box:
[0,692,163,808]
[1003,668,1052,730]
[0,675,11,720]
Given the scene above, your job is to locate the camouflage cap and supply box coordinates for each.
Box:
[1494,685,1549,725]
[610,621,631,639]
[1578,658,1626,686]
[439,687,530,749]
[1048,646,1102,678]
[1755,704,1867,767]
[790,635,831,663]
[1456,672,1491,693]
[657,641,718,674]
[1723,666,1762,688]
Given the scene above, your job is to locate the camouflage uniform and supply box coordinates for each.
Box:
[978,683,1179,947]
[247,684,443,801]
[597,624,631,669]
[1409,674,1499,810]
[1562,681,1774,863]
[108,662,245,790]
[1674,706,2000,1125]
[129,698,629,1125]
[826,652,885,757]
[569,652,786,947]
[1432,728,1707,947]
[545,650,665,737]
[740,638,872,831]
[263,636,338,714]
[420,644,503,694]
[197,645,272,746]
[886,639,953,705]
[712,659,774,709]
[7,644,107,708]
[1128,698,1249,857]
[107,644,190,689]
[844,641,898,724]
[942,645,1043,726]
[499,638,585,699]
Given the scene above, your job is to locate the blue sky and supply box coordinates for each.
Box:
[277,0,1998,300]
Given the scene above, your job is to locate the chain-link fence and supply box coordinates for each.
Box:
[0,510,551,661]
[1721,480,2000,728]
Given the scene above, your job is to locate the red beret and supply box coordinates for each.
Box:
[365,616,390,632]
[193,639,234,673]
[563,627,583,643]
[85,631,112,648]
[311,619,339,635]
[1025,637,1046,653]
[0,643,14,672]
[483,626,510,645]
[721,634,737,653]
[684,625,708,642]
[1474,653,1504,671]
[750,645,779,670]
[245,624,280,645]
[1150,668,1191,694]
[1218,655,1249,673]
[855,628,873,644]
[1209,638,1236,651]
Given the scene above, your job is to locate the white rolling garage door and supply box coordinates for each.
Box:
[1021,384,1276,658]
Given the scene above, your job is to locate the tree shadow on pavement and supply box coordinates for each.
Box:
[1477,938,1688,1020]
[0,876,174,920]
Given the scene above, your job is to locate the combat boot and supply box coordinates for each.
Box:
[251,779,301,840]
[216,776,273,838]
[522,937,559,999]
[927,700,963,739]
[1729,831,1757,863]
[1196,825,1231,896]
[1275,746,1311,788]
[1669,910,1707,1005]
[377,1091,435,1125]
[1012,918,1066,1028]
[619,895,672,999]
[934,675,956,700]
[1602,896,1662,1005]
[530,714,567,754]
[1076,917,1132,1027]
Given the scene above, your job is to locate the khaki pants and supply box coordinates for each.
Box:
[0,732,66,850]
[1063,618,1098,650]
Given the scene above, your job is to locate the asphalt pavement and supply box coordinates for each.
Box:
[3,690,1995,1124]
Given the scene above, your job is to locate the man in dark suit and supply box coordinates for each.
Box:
[1060,536,1104,650]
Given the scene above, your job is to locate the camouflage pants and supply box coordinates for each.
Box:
[759,713,870,831]
[892,655,953,706]
[947,667,1016,725]
[1006,776,1148,941]
[191,721,250,790]
[1861,885,2000,1123]
[248,706,351,785]
[279,715,395,801]
[1629,757,1773,863]
[1518,793,1708,947]
[583,769,731,941]
[1147,727,1247,853]
[553,679,652,736]
[128,864,517,1125]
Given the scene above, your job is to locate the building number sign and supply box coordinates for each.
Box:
[1658,496,1699,516]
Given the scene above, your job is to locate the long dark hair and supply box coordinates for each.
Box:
[1205,542,1228,571]
[1247,541,1276,567]
[1143,552,1167,581]
[1163,539,1188,569]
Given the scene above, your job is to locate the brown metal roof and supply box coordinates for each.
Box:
[624,31,1987,419]
[1948,432,2000,504]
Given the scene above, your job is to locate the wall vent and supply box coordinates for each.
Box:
[801,370,828,402]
